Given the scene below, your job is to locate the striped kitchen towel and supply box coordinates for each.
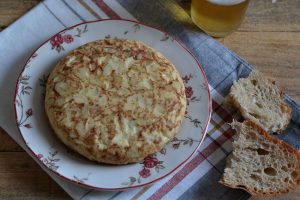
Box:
[0,0,299,199]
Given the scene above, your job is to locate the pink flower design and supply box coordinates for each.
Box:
[143,155,158,168]
[24,124,32,129]
[26,108,33,117]
[50,34,63,48]
[36,154,43,159]
[185,86,193,98]
[139,168,151,178]
[182,75,190,83]
[63,34,74,44]
[122,154,165,186]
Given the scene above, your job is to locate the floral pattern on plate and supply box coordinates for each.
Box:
[16,75,33,129]
[50,24,88,52]
[14,19,211,190]
[122,154,165,186]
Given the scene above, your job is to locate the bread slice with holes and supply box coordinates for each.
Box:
[226,71,291,133]
[220,120,300,196]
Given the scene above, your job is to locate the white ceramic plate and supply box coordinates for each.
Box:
[14,19,211,190]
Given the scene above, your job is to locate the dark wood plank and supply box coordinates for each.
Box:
[0,127,23,152]
[241,0,300,32]
[0,0,40,28]
[0,152,70,200]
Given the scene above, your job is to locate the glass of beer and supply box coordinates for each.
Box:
[191,0,250,37]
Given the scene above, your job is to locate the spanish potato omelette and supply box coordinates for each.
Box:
[45,39,186,164]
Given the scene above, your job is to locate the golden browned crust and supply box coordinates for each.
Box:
[220,120,300,196]
[45,39,186,164]
[279,102,292,133]
[266,77,292,133]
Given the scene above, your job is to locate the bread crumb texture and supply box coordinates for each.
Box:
[220,120,300,196]
[227,71,291,133]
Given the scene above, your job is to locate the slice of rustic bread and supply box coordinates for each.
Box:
[226,71,291,133]
[220,120,300,196]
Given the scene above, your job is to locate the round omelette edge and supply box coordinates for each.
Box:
[45,38,187,164]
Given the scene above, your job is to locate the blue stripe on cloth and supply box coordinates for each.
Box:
[107,191,123,200]
[42,1,67,28]
[198,151,224,174]
[205,134,230,156]
[61,0,86,22]
[277,97,300,150]
[79,189,93,200]
[276,121,300,150]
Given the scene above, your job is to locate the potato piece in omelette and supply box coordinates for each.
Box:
[45,39,186,164]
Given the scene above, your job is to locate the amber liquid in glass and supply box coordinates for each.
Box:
[191,0,250,37]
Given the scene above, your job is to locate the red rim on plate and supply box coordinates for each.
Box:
[14,19,212,190]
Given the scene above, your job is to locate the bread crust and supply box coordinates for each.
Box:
[220,120,300,196]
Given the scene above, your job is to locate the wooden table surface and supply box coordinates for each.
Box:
[0,0,299,199]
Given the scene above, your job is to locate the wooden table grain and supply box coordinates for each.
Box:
[0,0,299,199]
